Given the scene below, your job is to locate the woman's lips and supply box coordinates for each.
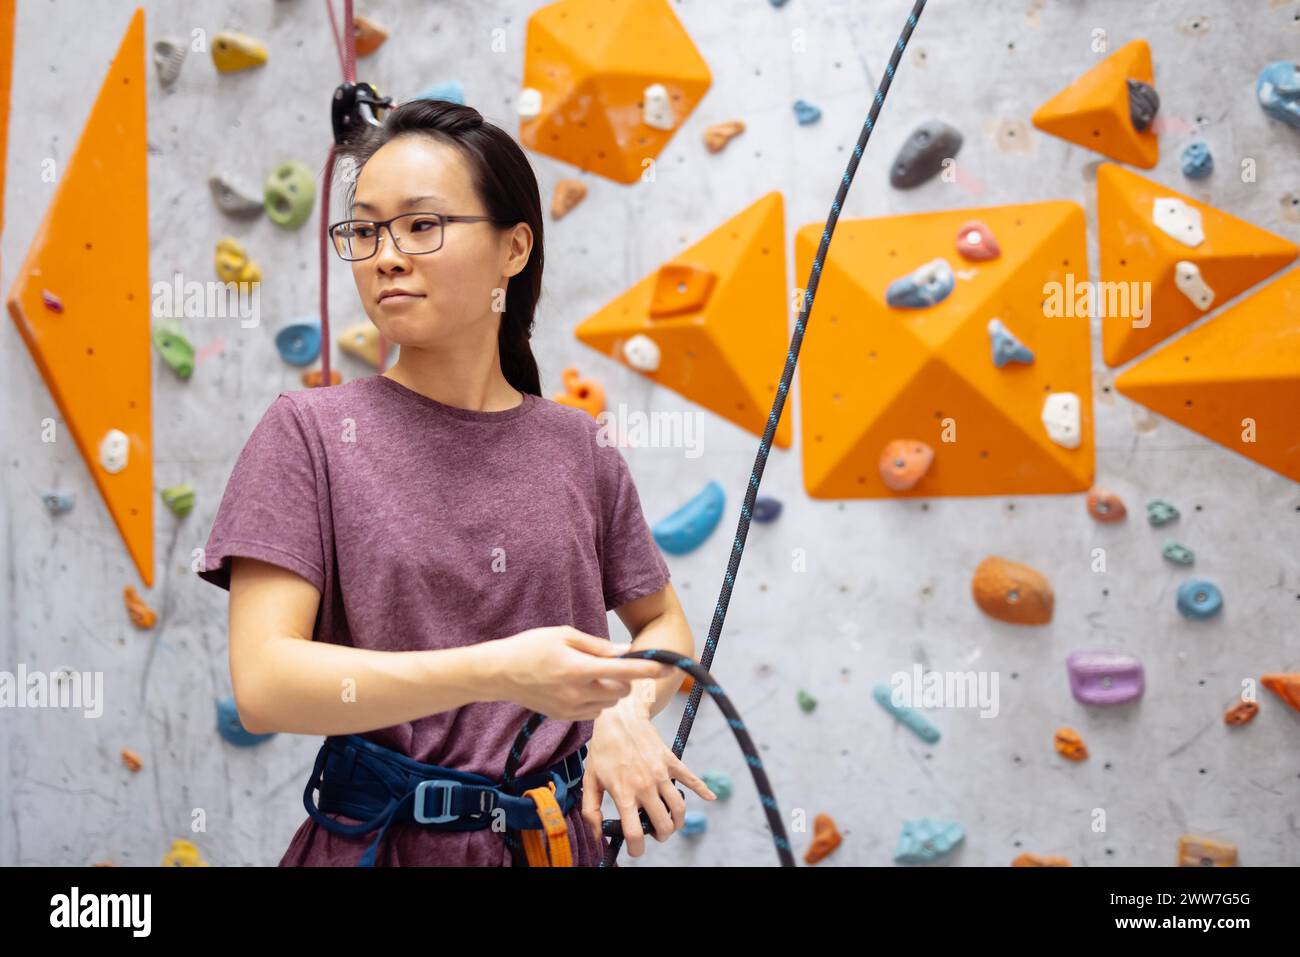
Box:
[377,292,424,305]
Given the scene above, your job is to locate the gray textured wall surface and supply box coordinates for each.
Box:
[2,0,1297,867]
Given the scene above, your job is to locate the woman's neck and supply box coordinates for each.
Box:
[382,350,522,413]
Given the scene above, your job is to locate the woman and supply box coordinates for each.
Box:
[197,99,715,866]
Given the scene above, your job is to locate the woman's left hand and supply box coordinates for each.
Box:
[580,683,715,858]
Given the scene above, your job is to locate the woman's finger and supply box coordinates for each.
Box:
[580,767,605,849]
[658,777,686,831]
[667,755,716,800]
[613,796,646,857]
[637,786,675,843]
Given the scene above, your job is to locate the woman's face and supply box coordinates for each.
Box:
[348,135,531,348]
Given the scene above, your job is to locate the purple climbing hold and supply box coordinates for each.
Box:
[1067,650,1144,705]
[752,495,782,523]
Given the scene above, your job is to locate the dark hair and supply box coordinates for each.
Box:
[336,99,544,396]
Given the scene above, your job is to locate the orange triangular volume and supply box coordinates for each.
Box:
[1098,164,1298,367]
[519,0,711,184]
[6,8,153,585]
[575,192,792,448]
[794,202,1092,499]
[1032,39,1157,169]
[1115,266,1300,483]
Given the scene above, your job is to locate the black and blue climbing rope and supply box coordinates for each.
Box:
[506,0,928,868]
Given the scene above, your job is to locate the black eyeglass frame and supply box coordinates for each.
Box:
[328,211,505,261]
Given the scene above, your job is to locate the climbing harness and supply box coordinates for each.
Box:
[302,733,589,867]
[503,0,929,868]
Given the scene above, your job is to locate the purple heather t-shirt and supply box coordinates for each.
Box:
[197,373,671,866]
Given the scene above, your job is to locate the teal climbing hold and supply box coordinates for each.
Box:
[1181,142,1213,180]
[793,99,821,125]
[702,771,732,801]
[653,480,724,554]
[871,684,941,744]
[894,818,964,864]
[216,695,276,747]
[682,810,708,837]
[41,490,75,514]
[275,319,322,366]
[797,689,817,713]
[1146,499,1179,526]
[1162,540,1195,565]
[1176,579,1222,619]
[416,80,465,105]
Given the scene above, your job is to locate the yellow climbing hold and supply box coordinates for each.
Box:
[211,32,268,74]
[161,838,209,867]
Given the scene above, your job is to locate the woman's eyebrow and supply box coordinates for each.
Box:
[352,195,446,214]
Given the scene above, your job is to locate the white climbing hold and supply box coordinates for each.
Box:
[99,429,129,474]
[1153,198,1205,248]
[1041,392,1081,450]
[153,37,187,89]
[518,88,542,119]
[1173,260,1215,311]
[643,83,675,130]
[623,334,661,372]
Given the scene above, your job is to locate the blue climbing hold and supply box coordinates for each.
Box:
[793,99,821,125]
[768,0,791,7]
[682,810,708,837]
[752,495,782,524]
[1256,61,1300,130]
[415,80,465,105]
[886,258,954,309]
[872,684,941,744]
[894,818,964,864]
[41,490,75,515]
[216,695,276,747]
[275,319,321,366]
[1180,142,1214,180]
[1176,579,1223,620]
[653,480,724,554]
[987,318,1034,368]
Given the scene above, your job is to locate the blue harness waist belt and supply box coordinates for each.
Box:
[302,733,587,867]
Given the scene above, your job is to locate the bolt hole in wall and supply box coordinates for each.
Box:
[4,0,1299,873]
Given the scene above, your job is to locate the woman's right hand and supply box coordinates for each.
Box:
[481,626,674,721]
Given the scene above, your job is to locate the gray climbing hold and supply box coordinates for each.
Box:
[41,491,75,515]
[153,38,187,89]
[1181,142,1213,179]
[886,258,954,309]
[890,120,962,189]
[1162,540,1195,565]
[1146,499,1179,526]
[793,99,821,125]
[209,174,264,218]
[1256,61,1300,131]
[894,818,964,864]
[987,318,1034,368]
[1127,79,1160,132]
[872,684,941,744]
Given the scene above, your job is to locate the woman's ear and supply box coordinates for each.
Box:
[502,222,533,279]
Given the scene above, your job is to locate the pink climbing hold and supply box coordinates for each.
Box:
[42,290,64,313]
[955,221,1000,261]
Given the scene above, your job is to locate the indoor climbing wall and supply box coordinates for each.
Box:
[2,0,1297,868]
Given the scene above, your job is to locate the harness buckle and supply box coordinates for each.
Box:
[413,779,459,824]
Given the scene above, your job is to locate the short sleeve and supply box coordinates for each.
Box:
[597,445,671,611]
[196,395,327,593]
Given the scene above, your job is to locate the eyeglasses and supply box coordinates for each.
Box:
[328,211,500,261]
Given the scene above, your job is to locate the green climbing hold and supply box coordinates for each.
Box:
[161,484,196,518]
[1146,499,1179,526]
[1162,540,1195,565]
[702,771,732,801]
[152,320,195,379]
[798,689,817,713]
[264,160,317,229]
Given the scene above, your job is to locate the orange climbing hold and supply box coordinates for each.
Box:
[353,15,387,57]
[1223,698,1259,726]
[1261,674,1300,712]
[124,586,157,629]
[1097,164,1297,368]
[121,749,143,772]
[649,263,717,319]
[703,120,745,153]
[6,9,153,585]
[1177,835,1237,867]
[576,192,792,448]
[794,201,1091,499]
[677,674,694,695]
[1031,39,1158,168]
[1012,853,1071,867]
[804,813,842,865]
[551,367,605,419]
[301,368,342,388]
[1115,267,1300,484]
[971,556,1054,625]
[1086,487,1127,523]
[878,439,934,491]
[518,0,711,184]
[1054,727,1089,761]
[550,179,588,220]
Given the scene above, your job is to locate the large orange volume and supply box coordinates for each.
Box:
[1097,164,1297,367]
[575,192,792,448]
[1115,267,1300,484]
[6,8,153,585]
[794,202,1092,499]
[1032,39,1158,169]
